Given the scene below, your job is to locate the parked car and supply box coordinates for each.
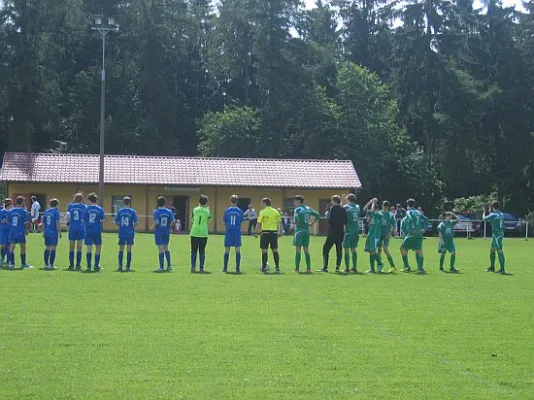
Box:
[454,215,481,235]
[502,213,526,235]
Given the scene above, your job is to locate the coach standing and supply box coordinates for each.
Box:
[319,195,347,273]
[245,204,258,235]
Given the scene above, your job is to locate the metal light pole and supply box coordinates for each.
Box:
[92,17,119,206]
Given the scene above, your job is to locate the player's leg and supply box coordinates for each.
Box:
[364,235,376,273]
[260,233,269,272]
[68,237,76,269]
[7,241,15,268]
[76,235,84,269]
[383,240,396,271]
[223,246,230,273]
[49,244,57,269]
[118,242,125,271]
[400,237,412,272]
[20,242,29,268]
[44,239,51,267]
[94,233,103,271]
[334,236,343,272]
[235,246,242,273]
[85,234,93,270]
[164,234,172,270]
[415,248,425,274]
[199,238,207,272]
[294,231,302,272]
[486,238,497,272]
[439,245,446,271]
[321,235,334,272]
[495,237,505,273]
[191,237,199,272]
[126,244,133,270]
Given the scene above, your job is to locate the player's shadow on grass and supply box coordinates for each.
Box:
[0,266,25,271]
[82,269,102,274]
[115,270,136,273]
[333,271,364,277]
[225,271,246,276]
[38,267,57,271]
[262,271,285,276]
[191,271,213,275]
[296,271,314,276]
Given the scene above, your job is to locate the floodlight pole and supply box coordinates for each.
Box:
[93,18,119,206]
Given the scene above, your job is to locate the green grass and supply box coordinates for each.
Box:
[0,234,533,399]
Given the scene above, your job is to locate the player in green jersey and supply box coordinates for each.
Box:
[343,193,360,273]
[438,212,460,273]
[190,195,212,273]
[363,198,384,273]
[292,195,320,273]
[400,198,428,274]
[377,200,397,273]
[483,201,506,274]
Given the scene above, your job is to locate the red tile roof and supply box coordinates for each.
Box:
[0,152,361,189]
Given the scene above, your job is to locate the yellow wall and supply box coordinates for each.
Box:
[6,182,351,234]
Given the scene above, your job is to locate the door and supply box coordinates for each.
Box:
[172,196,189,232]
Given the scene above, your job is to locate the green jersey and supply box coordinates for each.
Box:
[484,211,504,238]
[190,206,212,237]
[400,217,409,236]
[344,204,361,234]
[438,220,457,238]
[405,209,427,238]
[294,205,320,232]
[379,211,396,237]
[366,209,383,238]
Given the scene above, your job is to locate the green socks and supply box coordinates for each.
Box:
[370,254,375,271]
[295,252,301,269]
[416,254,424,270]
[387,255,395,268]
[305,253,311,269]
[440,254,446,268]
[375,253,383,267]
[498,253,505,270]
[490,252,496,268]
[352,251,357,269]
[450,254,456,269]
[402,254,409,268]
[344,253,350,269]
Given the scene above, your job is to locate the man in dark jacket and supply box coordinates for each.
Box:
[319,195,347,272]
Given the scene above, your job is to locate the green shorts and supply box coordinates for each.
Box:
[402,236,423,251]
[293,231,310,248]
[364,235,379,253]
[376,235,390,248]
[438,237,456,253]
[343,232,359,249]
[491,236,503,251]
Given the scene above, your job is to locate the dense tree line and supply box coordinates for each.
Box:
[0,0,533,214]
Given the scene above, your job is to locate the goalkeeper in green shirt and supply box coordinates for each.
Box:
[343,193,360,273]
[190,194,212,273]
[292,195,320,273]
[483,201,506,274]
[438,212,459,273]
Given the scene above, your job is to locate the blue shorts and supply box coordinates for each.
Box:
[0,230,9,246]
[45,236,59,246]
[69,230,85,242]
[119,237,134,246]
[85,232,102,246]
[225,230,242,247]
[155,231,170,246]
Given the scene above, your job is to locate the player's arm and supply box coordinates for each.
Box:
[255,213,263,237]
[150,211,158,231]
[278,214,283,237]
[133,212,139,226]
[310,209,320,225]
[113,213,120,225]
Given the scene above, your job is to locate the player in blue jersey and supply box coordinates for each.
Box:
[151,196,175,272]
[222,195,244,273]
[83,193,105,272]
[0,198,13,266]
[6,196,31,269]
[66,193,87,270]
[41,198,61,270]
[113,196,139,272]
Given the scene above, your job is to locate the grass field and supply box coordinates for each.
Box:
[0,233,533,399]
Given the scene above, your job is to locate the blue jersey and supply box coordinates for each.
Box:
[223,206,244,232]
[114,208,138,238]
[43,208,61,237]
[153,208,174,233]
[0,208,10,232]
[7,207,29,238]
[67,203,87,231]
[84,205,105,233]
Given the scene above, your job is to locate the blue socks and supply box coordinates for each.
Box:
[236,253,241,269]
[50,250,56,266]
[191,252,197,268]
[69,251,75,267]
[76,251,82,267]
[200,254,206,269]
[1,247,6,262]
[159,253,165,268]
[9,252,14,265]
[21,253,26,266]
[223,253,229,270]
[86,253,92,268]
[95,254,101,268]
[165,251,171,267]
[118,251,124,268]
[126,252,132,268]
[44,250,50,266]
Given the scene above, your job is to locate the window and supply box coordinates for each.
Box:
[237,198,251,213]
[284,198,295,214]
[111,195,131,216]
[319,199,331,217]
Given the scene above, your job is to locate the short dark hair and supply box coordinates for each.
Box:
[123,196,131,206]
[16,196,24,206]
[4,198,12,207]
[230,195,239,205]
[383,200,390,208]
[332,195,341,205]
[492,201,500,210]
[157,196,166,207]
[199,194,208,206]
[74,193,84,203]
[262,197,271,207]
[347,194,357,203]
[396,204,401,208]
[294,195,304,204]
[87,193,98,203]
[31,196,37,202]
[407,198,416,208]
[50,198,59,208]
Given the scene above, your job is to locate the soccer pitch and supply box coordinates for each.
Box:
[0,234,532,399]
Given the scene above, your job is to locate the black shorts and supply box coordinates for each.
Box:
[191,236,208,254]
[260,231,278,250]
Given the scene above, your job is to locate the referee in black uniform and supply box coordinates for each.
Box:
[319,195,347,272]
